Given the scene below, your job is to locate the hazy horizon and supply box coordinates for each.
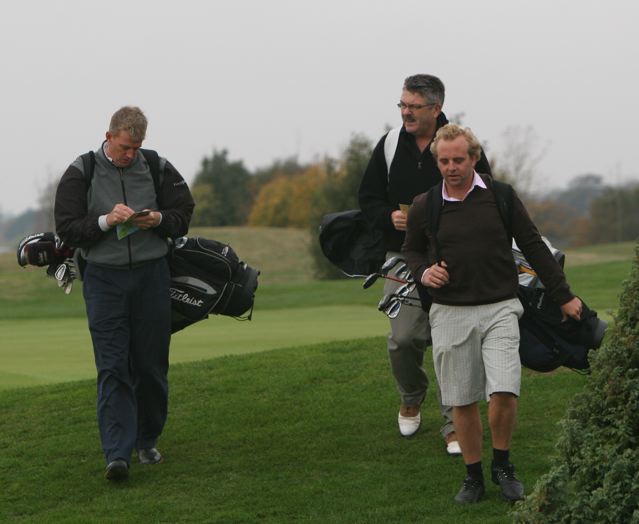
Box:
[2,0,637,216]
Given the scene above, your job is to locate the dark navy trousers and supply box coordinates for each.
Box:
[82,257,172,464]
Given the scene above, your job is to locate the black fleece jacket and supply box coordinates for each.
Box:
[358,113,492,252]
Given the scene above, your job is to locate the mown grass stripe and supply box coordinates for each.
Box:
[0,305,388,390]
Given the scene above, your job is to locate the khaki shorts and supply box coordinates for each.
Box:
[430,298,524,406]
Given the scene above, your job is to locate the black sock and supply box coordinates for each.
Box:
[493,448,510,466]
[466,461,483,481]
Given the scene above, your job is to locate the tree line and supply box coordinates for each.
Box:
[1,131,637,277]
[186,134,638,276]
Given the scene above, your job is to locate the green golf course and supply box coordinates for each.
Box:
[0,229,635,523]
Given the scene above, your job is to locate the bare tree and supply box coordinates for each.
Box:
[490,125,548,198]
[35,174,58,232]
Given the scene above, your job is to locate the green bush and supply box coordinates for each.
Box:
[513,243,639,523]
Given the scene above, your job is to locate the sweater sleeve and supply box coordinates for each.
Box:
[401,192,434,283]
[54,164,104,249]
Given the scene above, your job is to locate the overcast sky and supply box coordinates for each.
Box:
[1,0,637,216]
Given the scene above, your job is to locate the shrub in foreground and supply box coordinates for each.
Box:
[513,243,639,523]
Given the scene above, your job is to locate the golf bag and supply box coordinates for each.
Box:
[318,209,386,277]
[513,240,606,372]
[17,232,260,333]
[518,286,606,372]
[360,241,607,373]
[169,236,260,332]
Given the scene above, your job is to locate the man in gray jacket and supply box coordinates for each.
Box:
[55,106,194,481]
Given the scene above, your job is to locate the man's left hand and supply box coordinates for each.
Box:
[133,210,161,230]
[560,297,583,322]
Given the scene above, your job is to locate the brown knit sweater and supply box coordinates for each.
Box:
[402,179,574,306]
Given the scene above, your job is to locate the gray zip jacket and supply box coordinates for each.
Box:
[55,143,194,268]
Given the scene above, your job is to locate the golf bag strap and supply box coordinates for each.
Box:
[383,126,401,182]
[80,149,163,201]
[491,179,514,245]
[81,151,96,187]
[427,182,444,263]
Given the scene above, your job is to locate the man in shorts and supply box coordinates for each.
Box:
[402,123,582,503]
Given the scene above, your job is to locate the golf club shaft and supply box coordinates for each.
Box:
[382,274,409,284]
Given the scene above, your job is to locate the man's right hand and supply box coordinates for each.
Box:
[106,203,135,227]
[391,210,407,231]
[421,261,449,288]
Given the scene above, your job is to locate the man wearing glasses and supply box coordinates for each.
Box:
[358,74,492,453]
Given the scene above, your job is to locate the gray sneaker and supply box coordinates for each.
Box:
[138,447,163,465]
[491,462,525,502]
[454,476,485,504]
[104,459,129,481]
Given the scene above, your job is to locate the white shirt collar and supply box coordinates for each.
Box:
[442,171,486,202]
[102,141,113,163]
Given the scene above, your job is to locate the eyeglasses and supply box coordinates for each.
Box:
[397,102,436,112]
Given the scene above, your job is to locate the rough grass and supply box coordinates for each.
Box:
[563,241,637,266]
[189,226,314,284]
[0,337,586,524]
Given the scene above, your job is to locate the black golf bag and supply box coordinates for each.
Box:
[517,286,606,372]
[513,241,607,372]
[17,232,260,333]
[169,237,260,332]
[318,209,386,276]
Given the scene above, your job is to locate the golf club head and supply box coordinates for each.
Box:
[394,263,410,281]
[380,256,403,276]
[384,299,402,319]
[378,293,408,318]
[396,282,416,298]
[378,293,394,311]
[363,273,380,289]
[54,263,69,282]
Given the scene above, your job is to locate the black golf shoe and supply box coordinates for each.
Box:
[491,461,525,502]
[454,476,485,504]
[104,459,129,481]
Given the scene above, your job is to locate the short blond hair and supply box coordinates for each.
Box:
[109,106,147,141]
[430,123,481,159]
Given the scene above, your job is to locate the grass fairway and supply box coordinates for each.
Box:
[0,238,635,390]
[0,305,387,390]
[0,234,635,522]
[0,337,586,523]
